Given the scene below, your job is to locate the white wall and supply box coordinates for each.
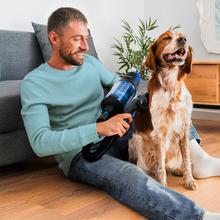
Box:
[144,0,220,61]
[0,0,144,71]
[1,1,220,70]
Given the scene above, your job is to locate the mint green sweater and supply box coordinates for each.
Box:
[21,55,119,176]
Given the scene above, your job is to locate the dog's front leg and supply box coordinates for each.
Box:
[180,128,198,190]
[151,130,167,186]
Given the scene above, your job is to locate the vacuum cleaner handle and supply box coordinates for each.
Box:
[81,135,117,162]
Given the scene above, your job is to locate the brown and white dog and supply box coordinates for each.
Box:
[129,30,197,190]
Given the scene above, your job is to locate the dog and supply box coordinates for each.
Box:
[128,30,197,190]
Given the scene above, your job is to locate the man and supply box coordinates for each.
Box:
[21,7,220,220]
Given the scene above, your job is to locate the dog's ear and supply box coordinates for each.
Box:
[145,43,157,74]
[182,46,193,74]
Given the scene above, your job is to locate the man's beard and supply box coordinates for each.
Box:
[59,49,85,66]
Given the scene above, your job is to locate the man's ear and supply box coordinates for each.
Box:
[48,31,59,47]
[182,46,193,74]
[145,43,157,74]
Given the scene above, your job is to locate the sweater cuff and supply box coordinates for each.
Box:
[78,123,100,146]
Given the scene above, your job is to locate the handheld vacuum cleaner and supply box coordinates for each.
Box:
[82,70,149,162]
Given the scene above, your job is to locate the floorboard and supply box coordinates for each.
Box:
[0,119,219,219]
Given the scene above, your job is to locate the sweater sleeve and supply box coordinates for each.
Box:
[99,67,120,88]
[89,56,120,88]
[20,80,100,157]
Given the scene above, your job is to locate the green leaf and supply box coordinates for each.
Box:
[118,63,129,71]
[169,24,181,31]
[112,17,159,79]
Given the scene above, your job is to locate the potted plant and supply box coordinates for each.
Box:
[112,18,158,80]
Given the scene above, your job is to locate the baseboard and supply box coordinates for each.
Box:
[192,108,220,121]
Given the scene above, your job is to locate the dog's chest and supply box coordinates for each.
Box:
[150,84,192,136]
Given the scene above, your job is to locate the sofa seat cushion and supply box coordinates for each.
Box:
[0,80,24,133]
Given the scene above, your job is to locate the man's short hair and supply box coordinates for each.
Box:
[47,7,88,35]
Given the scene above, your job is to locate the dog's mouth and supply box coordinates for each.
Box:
[163,48,186,63]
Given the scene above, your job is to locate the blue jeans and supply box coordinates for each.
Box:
[68,125,205,220]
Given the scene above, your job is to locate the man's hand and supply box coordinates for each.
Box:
[96,113,133,137]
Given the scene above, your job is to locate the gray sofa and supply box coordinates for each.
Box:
[0,27,98,166]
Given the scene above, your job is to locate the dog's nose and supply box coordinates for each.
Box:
[177,37,187,45]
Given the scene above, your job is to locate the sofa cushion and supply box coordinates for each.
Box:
[32,22,99,62]
[0,80,24,133]
[0,30,44,80]
[31,22,52,62]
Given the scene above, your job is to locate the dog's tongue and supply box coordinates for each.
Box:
[167,54,175,60]
[164,51,185,62]
[164,54,177,62]
[164,48,186,62]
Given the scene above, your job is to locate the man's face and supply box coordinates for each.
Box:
[57,21,89,66]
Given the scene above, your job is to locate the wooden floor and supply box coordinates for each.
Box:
[0,119,220,220]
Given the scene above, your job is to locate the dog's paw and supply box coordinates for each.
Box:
[184,177,198,190]
[159,178,167,187]
[155,167,167,186]
[156,174,167,186]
